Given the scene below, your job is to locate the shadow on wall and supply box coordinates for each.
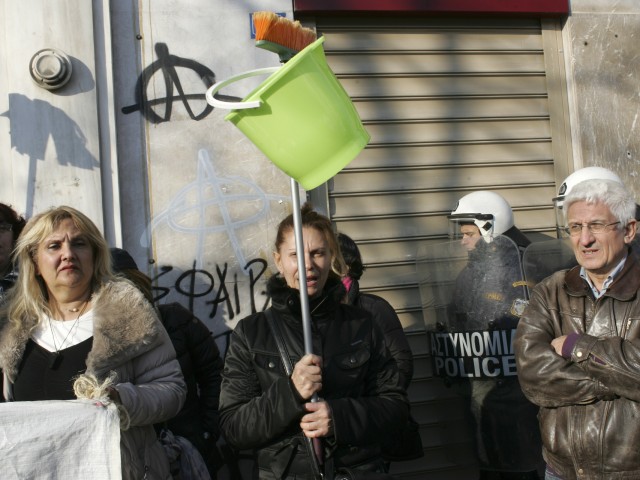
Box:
[2,93,99,217]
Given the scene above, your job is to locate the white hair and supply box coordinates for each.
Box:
[563,179,635,226]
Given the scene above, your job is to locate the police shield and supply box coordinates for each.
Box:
[522,237,576,287]
[417,235,529,380]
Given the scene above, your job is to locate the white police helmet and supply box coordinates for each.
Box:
[448,191,514,242]
[553,167,623,236]
[553,167,622,209]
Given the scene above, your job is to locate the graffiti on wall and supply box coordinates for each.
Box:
[150,257,271,355]
[151,257,270,320]
[141,149,289,269]
[121,42,240,123]
[124,40,288,349]
[142,148,289,340]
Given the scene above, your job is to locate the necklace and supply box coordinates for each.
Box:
[48,300,90,370]
[64,292,92,312]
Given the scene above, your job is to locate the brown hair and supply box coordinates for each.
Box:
[274,202,346,279]
[337,232,365,280]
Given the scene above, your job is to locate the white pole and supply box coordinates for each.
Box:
[290,177,313,355]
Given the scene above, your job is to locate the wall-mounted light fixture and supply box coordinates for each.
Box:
[29,48,73,90]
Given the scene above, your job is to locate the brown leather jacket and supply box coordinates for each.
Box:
[515,251,640,480]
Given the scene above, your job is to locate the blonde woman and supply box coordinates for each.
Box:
[0,206,186,479]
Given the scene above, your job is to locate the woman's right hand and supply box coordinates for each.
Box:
[291,354,322,400]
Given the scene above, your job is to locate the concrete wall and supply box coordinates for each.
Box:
[110,0,294,346]
[0,0,295,351]
[3,0,640,347]
[0,0,112,233]
[564,0,640,199]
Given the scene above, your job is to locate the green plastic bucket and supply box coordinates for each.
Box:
[205,36,370,190]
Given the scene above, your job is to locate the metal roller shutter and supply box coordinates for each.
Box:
[305,15,567,479]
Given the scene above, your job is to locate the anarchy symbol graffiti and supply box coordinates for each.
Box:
[122,42,238,123]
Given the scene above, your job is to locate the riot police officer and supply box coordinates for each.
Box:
[446,191,542,480]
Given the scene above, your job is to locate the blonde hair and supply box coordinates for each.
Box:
[3,206,114,331]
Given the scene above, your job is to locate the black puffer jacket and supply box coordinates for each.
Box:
[345,279,413,390]
[219,275,408,479]
[157,303,223,473]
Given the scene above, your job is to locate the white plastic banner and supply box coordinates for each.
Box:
[0,399,121,479]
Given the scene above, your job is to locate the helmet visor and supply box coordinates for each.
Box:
[552,196,568,238]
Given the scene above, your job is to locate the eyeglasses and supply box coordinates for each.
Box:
[563,221,621,236]
[0,222,12,233]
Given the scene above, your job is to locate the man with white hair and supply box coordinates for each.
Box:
[515,179,640,479]
[551,166,623,237]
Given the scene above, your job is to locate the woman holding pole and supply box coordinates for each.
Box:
[219,203,408,480]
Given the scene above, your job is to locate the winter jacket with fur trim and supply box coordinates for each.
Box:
[219,275,408,479]
[0,279,187,480]
[515,251,640,479]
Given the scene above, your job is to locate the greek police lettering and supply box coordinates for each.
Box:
[429,328,518,379]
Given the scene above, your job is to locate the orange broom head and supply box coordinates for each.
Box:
[253,11,317,62]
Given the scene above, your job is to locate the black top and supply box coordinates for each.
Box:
[13,338,93,401]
